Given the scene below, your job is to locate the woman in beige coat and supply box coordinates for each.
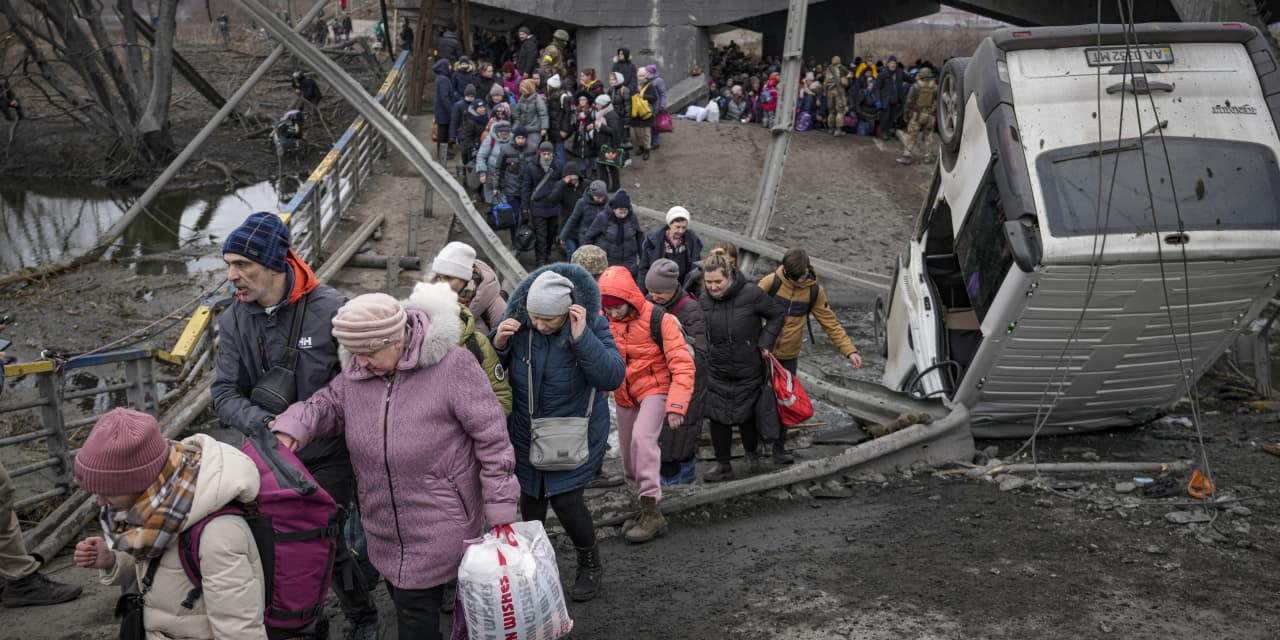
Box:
[72,408,267,640]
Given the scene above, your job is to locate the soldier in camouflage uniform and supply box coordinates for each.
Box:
[897,67,939,165]
[824,56,852,136]
[540,30,570,85]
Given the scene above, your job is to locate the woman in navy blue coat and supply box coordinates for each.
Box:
[491,263,624,603]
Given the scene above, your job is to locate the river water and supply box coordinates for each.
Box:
[0,176,303,274]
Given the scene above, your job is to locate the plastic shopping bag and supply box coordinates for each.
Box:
[456,521,573,640]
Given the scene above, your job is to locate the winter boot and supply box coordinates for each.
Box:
[571,545,603,602]
[703,462,735,483]
[1,571,82,608]
[344,616,380,640]
[772,440,795,465]
[896,155,914,165]
[744,451,762,475]
[625,497,667,544]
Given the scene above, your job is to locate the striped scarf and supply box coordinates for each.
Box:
[99,441,202,560]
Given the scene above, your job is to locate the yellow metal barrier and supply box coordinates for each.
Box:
[164,304,215,365]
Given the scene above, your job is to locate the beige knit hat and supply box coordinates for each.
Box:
[332,293,407,352]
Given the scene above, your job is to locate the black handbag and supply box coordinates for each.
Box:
[115,557,161,640]
[249,293,309,415]
[755,379,783,441]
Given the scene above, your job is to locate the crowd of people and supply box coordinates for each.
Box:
[1,202,867,638]
[700,41,942,164]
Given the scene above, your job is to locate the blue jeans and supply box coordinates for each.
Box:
[564,239,579,256]
[651,130,661,148]
[553,141,566,168]
[504,194,523,245]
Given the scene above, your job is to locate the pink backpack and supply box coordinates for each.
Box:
[177,437,338,635]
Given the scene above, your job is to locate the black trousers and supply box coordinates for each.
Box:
[532,215,559,264]
[710,413,761,463]
[386,582,445,640]
[777,357,798,376]
[520,488,596,548]
[309,460,379,622]
[878,102,902,137]
[595,163,620,191]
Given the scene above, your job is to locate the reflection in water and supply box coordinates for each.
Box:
[0,177,303,274]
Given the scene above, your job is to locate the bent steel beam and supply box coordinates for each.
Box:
[235,0,527,287]
[633,203,891,294]
[740,0,806,275]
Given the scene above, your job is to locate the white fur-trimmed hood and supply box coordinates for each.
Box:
[338,282,463,372]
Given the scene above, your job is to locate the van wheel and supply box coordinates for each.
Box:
[938,57,969,153]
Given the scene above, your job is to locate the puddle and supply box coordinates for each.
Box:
[0,175,304,274]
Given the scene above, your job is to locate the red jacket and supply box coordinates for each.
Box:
[597,266,696,415]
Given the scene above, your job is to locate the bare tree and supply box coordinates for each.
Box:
[0,0,181,171]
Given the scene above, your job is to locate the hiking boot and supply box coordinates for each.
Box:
[703,462,735,483]
[1,571,82,608]
[772,441,795,465]
[896,155,914,165]
[571,545,603,602]
[744,452,762,475]
[624,497,667,544]
[642,148,650,161]
[344,617,379,640]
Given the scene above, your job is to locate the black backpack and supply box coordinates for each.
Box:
[766,275,820,343]
[648,303,697,359]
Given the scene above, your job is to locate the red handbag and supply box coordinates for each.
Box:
[655,110,674,133]
[766,353,814,426]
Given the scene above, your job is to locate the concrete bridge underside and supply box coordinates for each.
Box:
[397,0,1269,111]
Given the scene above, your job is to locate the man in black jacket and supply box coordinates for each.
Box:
[876,55,908,140]
[516,26,539,77]
[212,212,380,640]
[522,141,568,266]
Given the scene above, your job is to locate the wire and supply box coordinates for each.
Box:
[52,279,226,370]
[1117,0,1216,508]
[1006,0,1128,470]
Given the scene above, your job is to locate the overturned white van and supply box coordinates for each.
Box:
[880,23,1280,437]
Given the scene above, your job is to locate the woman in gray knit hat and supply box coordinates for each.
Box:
[490,264,624,602]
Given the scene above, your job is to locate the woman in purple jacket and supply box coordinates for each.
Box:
[274,292,518,640]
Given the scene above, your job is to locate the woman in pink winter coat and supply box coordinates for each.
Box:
[273,292,518,640]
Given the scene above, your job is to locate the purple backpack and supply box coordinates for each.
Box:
[177,437,338,634]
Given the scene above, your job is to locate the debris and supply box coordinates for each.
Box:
[1187,469,1216,500]
[1034,499,1054,508]
[1164,510,1212,524]
[1157,415,1194,428]
[1228,505,1252,517]
[1248,400,1280,412]
[1049,480,1084,491]
[810,479,854,499]
[1081,451,1101,462]
[1143,545,1167,555]
[997,475,1028,492]
[764,488,792,501]
[1099,621,1113,633]
[1114,482,1138,494]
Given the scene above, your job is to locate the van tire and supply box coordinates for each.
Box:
[938,57,969,153]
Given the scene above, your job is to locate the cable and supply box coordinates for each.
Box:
[1118,0,1216,508]
[1006,0,1128,469]
[52,279,226,370]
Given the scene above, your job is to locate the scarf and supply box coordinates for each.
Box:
[594,104,614,130]
[99,441,202,560]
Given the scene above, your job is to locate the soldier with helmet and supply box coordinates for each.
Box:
[897,66,939,165]
[823,56,852,136]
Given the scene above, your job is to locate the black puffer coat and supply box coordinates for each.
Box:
[699,269,784,425]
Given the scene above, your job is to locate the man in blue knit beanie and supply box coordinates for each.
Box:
[215,211,382,637]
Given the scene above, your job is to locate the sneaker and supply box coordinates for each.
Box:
[1,572,82,608]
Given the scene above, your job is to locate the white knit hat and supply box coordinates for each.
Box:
[431,241,476,281]
[666,206,691,226]
[595,94,611,107]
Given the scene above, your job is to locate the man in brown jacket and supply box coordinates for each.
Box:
[758,248,863,376]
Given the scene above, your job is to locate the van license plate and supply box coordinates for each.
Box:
[1085,46,1174,66]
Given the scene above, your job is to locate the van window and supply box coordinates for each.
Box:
[1036,137,1280,237]
[955,178,1012,321]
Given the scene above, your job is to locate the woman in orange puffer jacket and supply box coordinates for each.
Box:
[597,266,696,544]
